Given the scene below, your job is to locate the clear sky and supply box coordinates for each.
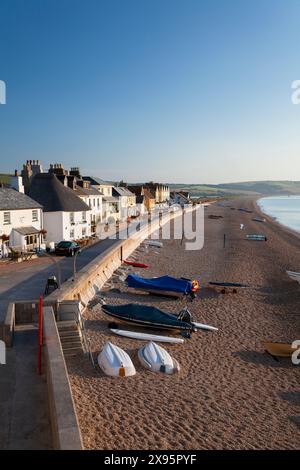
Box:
[0,0,300,184]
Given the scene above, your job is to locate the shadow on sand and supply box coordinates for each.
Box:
[233,349,296,369]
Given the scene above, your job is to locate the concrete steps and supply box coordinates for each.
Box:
[57,320,84,357]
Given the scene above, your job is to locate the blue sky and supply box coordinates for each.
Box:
[0,0,300,183]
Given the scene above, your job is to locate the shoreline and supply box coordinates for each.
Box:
[66,197,300,450]
[254,196,300,242]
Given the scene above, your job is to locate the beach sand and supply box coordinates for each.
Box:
[66,198,300,450]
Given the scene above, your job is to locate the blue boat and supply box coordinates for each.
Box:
[102,303,193,332]
[126,274,197,298]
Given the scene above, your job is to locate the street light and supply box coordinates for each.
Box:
[39,251,61,288]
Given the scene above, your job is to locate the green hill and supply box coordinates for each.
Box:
[169,181,300,198]
[0,173,13,186]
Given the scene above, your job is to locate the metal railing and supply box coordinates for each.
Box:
[76,309,96,369]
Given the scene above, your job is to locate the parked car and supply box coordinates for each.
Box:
[55,241,81,256]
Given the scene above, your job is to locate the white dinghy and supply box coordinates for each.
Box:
[98,342,136,377]
[138,341,180,374]
[110,328,185,344]
[286,270,300,284]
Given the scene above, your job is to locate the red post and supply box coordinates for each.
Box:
[38,295,43,375]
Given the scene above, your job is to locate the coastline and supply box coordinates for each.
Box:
[66,197,300,450]
[254,197,300,244]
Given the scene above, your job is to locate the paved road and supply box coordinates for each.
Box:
[0,236,119,322]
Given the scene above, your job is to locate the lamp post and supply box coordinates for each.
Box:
[40,252,61,288]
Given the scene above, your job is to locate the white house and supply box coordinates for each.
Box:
[135,195,147,216]
[112,186,137,220]
[74,184,103,234]
[83,176,120,222]
[0,187,43,252]
[29,173,91,243]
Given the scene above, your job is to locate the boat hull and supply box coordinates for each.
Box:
[102,304,193,332]
[286,271,300,284]
[110,328,185,344]
[98,342,136,377]
[138,341,180,374]
[265,342,295,358]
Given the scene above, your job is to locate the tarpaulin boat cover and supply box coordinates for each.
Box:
[102,303,192,330]
[126,274,193,294]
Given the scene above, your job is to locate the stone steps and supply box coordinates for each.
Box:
[56,320,84,357]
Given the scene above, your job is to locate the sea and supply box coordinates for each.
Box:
[258,195,300,234]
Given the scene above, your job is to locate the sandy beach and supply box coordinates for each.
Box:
[66,198,300,450]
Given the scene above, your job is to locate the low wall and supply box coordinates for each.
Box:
[0,299,59,345]
[2,302,15,347]
[43,305,83,450]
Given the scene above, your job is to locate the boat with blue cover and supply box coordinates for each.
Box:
[102,304,218,334]
[102,303,194,333]
[125,274,199,298]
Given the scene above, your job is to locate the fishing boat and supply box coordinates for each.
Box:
[97,342,136,377]
[252,217,266,223]
[265,342,296,358]
[208,281,249,294]
[102,303,217,334]
[239,208,253,213]
[138,341,180,374]
[123,260,149,268]
[110,328,185,344]
[286,270,300,284]
[246,234,267,241]
[126,274,199,298]
[144,240,163,248]
[102,303,193,333]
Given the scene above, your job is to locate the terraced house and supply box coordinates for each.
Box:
[29,173,91,243]
[0,187,43,253]
[112,186,136,220]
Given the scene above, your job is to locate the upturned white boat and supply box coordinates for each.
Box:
[138,341,180,374]
[286,270,300,284]
[110,328,185,344]
[98,342,136,377]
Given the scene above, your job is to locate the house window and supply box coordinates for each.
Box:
[89,200,92,208]
[70,212,75,224]
[32,210,38,222]
[82,211,86,223]
[82,227,87,237]
[3,212,10,225]
[25,234,37,246]
[70,229,75,239]
[93,199,96,207]
[97,198,100,209]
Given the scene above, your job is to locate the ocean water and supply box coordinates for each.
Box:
[258,195,300,233]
